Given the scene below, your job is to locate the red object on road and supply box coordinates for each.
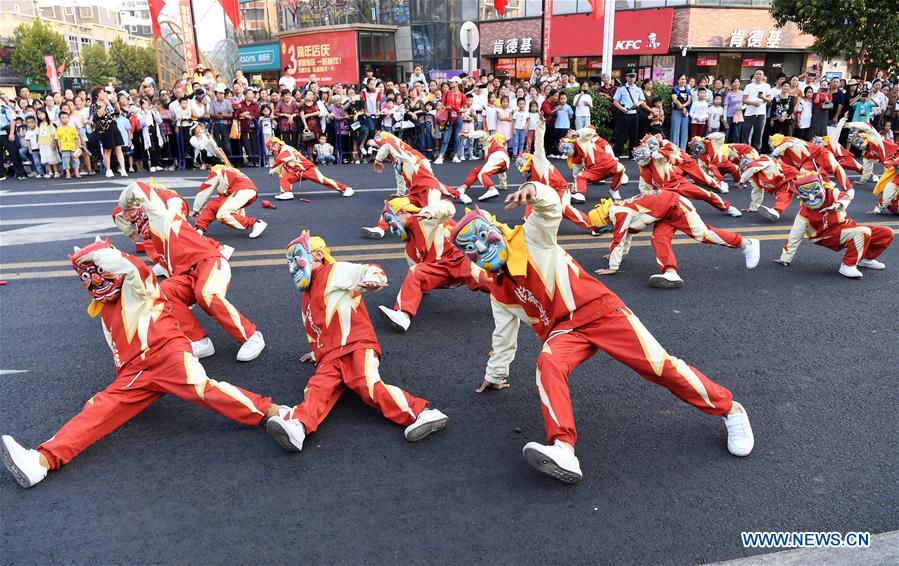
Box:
[261,200,277,209]
[299,197,312,203]
[0,281,8,286]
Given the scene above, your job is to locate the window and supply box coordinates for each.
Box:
[79,7,93,18]
[65,6,75,16]
[479,0,543,20]
[13,4,21,13]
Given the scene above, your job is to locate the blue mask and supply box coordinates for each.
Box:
[739,156,754,173]
[453,214,508,272]
[848,132,866,151]
[286,235,315,290]
[797,180,825,209]
[382,207,408,241]
[633,145,652,166]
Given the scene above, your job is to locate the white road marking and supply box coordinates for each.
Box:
[0,215,116,246]
[0,370,29,375]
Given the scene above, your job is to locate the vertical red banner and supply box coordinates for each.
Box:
[178,0,198,71]
[44,54,61,93]
[542,0,553,65]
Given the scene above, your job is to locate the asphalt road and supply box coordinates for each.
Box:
[1,159,896,565]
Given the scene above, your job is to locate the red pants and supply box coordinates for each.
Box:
[395,259,493,317]
[536,307,734,446]
[817,224,894,266]
[279,168,347,194]
[575,159,625,193]
[462,161,507,190]
[689,123,707,139]
[652,202,744,272]
[161,257,257,343]
[195,191,257,232]
[679,159,717,188]
[38,349,271,469]
[763,189,796,215]
[662,180,730,212]
[285,348,428,432]
[814,154,852,191]
[708,160,740,182]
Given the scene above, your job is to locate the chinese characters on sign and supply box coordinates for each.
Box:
[178,0,198,70]
[729,29,783,49]
[280,31,359,84]
[492,37,536,55]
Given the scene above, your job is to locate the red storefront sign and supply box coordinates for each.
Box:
[587,58,603,70]
[178,0,198,71]
[548,9,674,58]
[280,31,359,85]
[742,57,766,67]
[495,58,516,72]
[697,56,719,66]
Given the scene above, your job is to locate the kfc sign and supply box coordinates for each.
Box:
[614,32,664,52]
[548,9,673,58]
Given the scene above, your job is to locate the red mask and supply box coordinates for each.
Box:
[69,239,124,303]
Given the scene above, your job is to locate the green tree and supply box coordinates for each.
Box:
[81,43,113,87]
[770,0,899,75]
[108,38,158,88]
[10,19,72,89]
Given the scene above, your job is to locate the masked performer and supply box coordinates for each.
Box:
[191,165,267,239]
[518,120,594,232]
[267,136,354,200]
[265,233,449,452]
[590,192,760,288]
[559,126,628,201]
[449,183,754,483]
[650,134,728,193]
[769,134,852,192]
[738,155,802,221]
[375,197,493,332]
[118,182,265,361]
[633,141,742,217]
[815,118,862,175]
[361,131,460,239]
[456,130,509,203]
[847,122,899,215]
[0,240,287,489]
[777,172,894,278]
[688,133,740,187]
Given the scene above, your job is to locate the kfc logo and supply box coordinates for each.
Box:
[647,32,660,49]
[615,39,642,51]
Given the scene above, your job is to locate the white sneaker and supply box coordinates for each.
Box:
[274,192,294,201]
[191,337,215,359]
[452,156,461,163]
[458,190,472,205]
[719,181,730,193]
[858,259,885,270]
[150,166,158,172]
[361,226,385,239]
[219,244,235,260]
[378,306,411,333]
[478,188,500,201]
[725,206,743,217]
[839,264,864,278]
[1,435,47,488]
[248,220,268,239]
[342,187,355,197]
[151,263,168,278]
[105,169,115,178]
[522,440,583,483]
[649,271,684,289]
[570,192,586,204]
[756,206,780,221]
[266,416,305,452]
[609,189,622,200]
[119,169,128,177]
[434,157,444,165]
[236,331,265,361]
[195,228,204,236]
[723,402,754,457]
[404,409,449,441]
[742,238,760,269]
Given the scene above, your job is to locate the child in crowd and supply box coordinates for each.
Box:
[484,93,498,136]
[313,134,336,165]
[553,92,574,153]
[794,87,813,141]
[649,97,664,135]
[115,109,134,173]
[459,97,475,160]
[527,100,540,153]
[189,122,223,169]
[22,115,46,177]
[689,87,709,138]
[259,104,274,167]
[708,94,725,134]
[497,95,514,152]
[54,111,81,178]
[512,97,529,157]
[882,121,894,142]
[420,101,437,159]
[36,108,60,178]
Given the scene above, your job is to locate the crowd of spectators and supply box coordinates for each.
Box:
[0,61,896,181]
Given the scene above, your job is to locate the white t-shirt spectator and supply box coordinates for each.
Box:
[573,92,593,117]
[689,99,709,124]
[871,90,888,117]
[484,105,498,130]
[742,82,772,117]
[278,75,296,92]
[513,109,529,130]
[528,112,540,131]
[797,98,812,129]
[707,104,725,130]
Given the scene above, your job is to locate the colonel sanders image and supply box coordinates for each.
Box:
[647,32,660,49]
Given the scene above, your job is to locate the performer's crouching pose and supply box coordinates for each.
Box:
[450,182,754,483]
[0,241,287,488]
[265,233,449,452]
[267,137,354,200]
[192,165,268,239]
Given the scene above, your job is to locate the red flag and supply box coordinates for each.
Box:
[494,0,507,15]
[588,0,603,20]
[218,0,241,28]
[57,62,66,74]
[148,0,165,39]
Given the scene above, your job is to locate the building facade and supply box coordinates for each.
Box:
[120,0,154,38]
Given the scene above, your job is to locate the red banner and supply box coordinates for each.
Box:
[280,31,359,85]
[548,9,674,58]
[697,56,719,66]
[178,0,198,71]
[587,58,603,70]
[742,57,766,67]
[44,54,61,93]
[495,58,516,72]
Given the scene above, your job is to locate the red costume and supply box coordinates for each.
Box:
[848,122,899,215]
[192,166,260,233]
[458,131,510,201]
[269,138,351,197]
[770,134,852,191]
[655,136,723,191]
[37,243,272,471]
[691,133,740,183]
[637,149,734,213]
[739,156,801,219]
[565,126,627,194]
